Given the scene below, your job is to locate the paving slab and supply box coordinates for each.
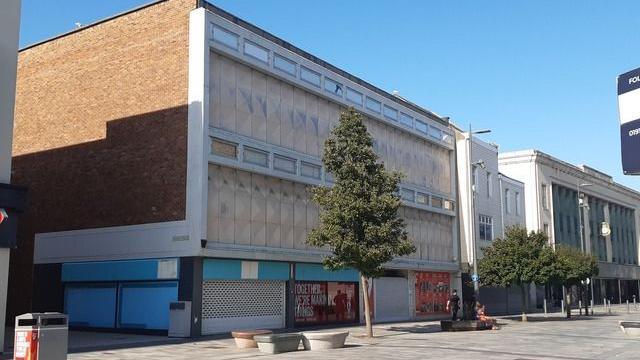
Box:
[63,308,640,360]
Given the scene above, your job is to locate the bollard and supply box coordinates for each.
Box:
[579,300,582,316]
[627,300,630,314]
[561,300,565,315]
[543,298,547,315]
[634,295,637,310]
[608,299,612,315]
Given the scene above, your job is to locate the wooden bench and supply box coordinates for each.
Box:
[254,333,302,354]
[440,320,492,332]
[302,331,349,350]
[231,329,273,348]
[619,321,640,337]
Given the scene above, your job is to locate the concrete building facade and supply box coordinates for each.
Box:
[455,130,532,314]
[13,0,461,335]
[500,150,640,305]
[0,0,27,352]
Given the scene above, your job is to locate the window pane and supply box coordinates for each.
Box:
[301,162,321,179]
[479,224,486,240]
[400,188,415,202]
[243,147,268,167]
[274,54,296,76]
[346,87,363,106]
[300,66,321,87]
[442,132,453,144]
[415,119,428,134]
[416,192,428,205]
[431,196,443,208]
[324,78,343,97]
[428,126,442,140]
[211,138,237,159]
[273,154,296,174]
[444,200,455,211]
[244,40,269,63]
[400,112,413,127]
[366,97,381,113]
[383,105,398,121]
[212,26,239,50]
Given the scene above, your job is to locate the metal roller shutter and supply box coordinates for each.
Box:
[202,280,286,334]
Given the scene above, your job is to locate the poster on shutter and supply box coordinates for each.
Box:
[295,282,327,323]
[327,282,357,323]
[415,271,450,316]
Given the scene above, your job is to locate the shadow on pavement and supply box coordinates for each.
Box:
[385,324,442,334]
[501,315,597,322]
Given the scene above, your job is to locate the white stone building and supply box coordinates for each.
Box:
[500,149,640,305]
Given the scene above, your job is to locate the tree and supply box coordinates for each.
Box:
[478,226,557,321]
[307,108,416,338]
[552,245,599,318]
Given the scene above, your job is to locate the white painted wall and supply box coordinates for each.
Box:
[0,0,21,352]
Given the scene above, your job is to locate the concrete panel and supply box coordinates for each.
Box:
[293,87,307,153]
[266,76,281,146]
[251,70,267,142]
[235,62,252,137]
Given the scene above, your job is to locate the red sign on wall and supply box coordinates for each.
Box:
[415,271,450,316]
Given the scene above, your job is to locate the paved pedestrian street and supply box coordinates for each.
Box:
[68,309,640,360]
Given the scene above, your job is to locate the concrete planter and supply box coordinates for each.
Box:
[302,331,349,350]
[619,321,640,337]
[254,333,302,354]
[440,320,492,332]
[231,330,273,348]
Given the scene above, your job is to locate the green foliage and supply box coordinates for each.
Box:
[307,108,416,278]
[478,226,557,287]
[552,245,599,287]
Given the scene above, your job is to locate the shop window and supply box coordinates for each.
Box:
[300,66,321,87]
[212,25,239,50]
[431,196,443,209]
[295,281,358,325]
[274,53,296,76]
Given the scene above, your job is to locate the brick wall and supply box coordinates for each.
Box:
[9,0,197,321]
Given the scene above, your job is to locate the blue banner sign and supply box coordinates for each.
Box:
[618,67,640,175]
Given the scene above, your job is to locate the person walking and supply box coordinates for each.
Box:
[446,290,460,321]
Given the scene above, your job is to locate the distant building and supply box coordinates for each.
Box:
[500,150,640,305]
[455,128,532,314]
[12,0,460,335]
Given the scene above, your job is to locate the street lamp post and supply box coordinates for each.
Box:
[577,181,593,316]
[468,125,491,318]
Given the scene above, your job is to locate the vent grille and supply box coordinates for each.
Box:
[202,280,285,319]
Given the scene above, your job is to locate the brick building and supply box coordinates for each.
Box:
[12,0,460,335]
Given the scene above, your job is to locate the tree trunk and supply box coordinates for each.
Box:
[520,284,528,322]
[361,275,373,338]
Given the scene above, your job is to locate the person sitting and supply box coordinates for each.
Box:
[476,303,499,330]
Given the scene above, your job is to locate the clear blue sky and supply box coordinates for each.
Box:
[18,0,640,189]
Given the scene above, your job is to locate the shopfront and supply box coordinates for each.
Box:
[415,271,450,317]
[294,263,359,326]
